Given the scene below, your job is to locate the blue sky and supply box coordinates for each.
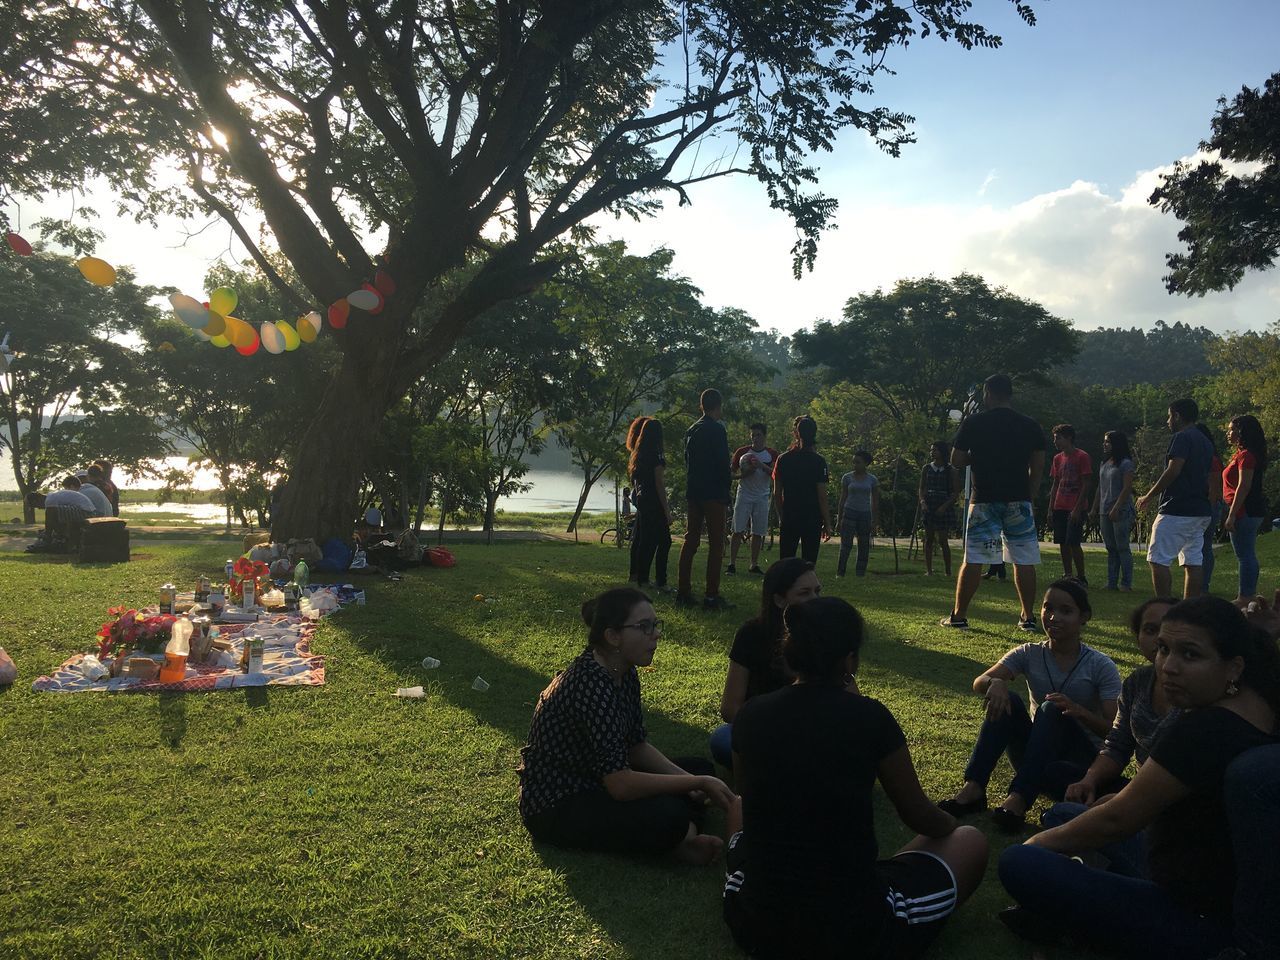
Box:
[19,0,1280,340]
[600,0,1280,336]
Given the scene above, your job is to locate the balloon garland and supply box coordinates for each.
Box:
[3,232,395,359]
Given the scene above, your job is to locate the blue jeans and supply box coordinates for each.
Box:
[961,691,1097,804]
[1040,801,1149,878]
[710,722,733,768]
[837,511,872,576]
[1227,744,1280,959]
[1098,509,1134,589]
[999,845,1231,960]
[1202,502,1222,591]
[1229,514,1264,597]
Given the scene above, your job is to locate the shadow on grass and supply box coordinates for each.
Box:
[158,693,186,749]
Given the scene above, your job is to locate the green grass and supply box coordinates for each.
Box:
[2,535,1274,959]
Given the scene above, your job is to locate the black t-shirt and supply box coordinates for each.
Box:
[732,685,907,934]
[630,452,666,508]
[1146,707,1277,919]
[517,650,647,820]
[728,619,792,701]
[952,407,1045,503]
[773,448,829,523]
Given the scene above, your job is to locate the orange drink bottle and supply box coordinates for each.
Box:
[158,618,193,684]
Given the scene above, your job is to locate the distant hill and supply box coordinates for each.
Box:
[1058,321,1217,388]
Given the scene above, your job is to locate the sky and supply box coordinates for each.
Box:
[13,0,1280,340]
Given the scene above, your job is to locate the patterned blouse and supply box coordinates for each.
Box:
[518,649,647,820]
[1100,664,1179,768]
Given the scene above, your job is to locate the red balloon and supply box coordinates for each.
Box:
[235,331,261,356]
[374,269,396,297]
[362,283,385,315]
[328,299,350,330]
[5,232,32,256]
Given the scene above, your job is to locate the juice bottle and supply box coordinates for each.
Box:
[158,618,193,683]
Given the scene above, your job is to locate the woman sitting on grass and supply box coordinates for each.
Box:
[723,596,988,960]
[937,579,1122,832]
[518,587,734,864]
[998,596,1280,960]
[709,558,824,768]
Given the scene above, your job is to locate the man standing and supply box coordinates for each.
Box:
[772,415,831,564]
[1135,398,1213,597]
[1047,424,1092,585]
[677,389,734,610]
[941,374,1045,630]
[727,423,778,576]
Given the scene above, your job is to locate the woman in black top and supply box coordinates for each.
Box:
[624,416,650,583]
[999,596,1280,959]
[724,597,989,959]
[518,587,734,863]
[629,418,673,591]
[709,557,823,767]
[773,415,831,564]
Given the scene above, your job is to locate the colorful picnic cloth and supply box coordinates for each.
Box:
[30,584,361,694]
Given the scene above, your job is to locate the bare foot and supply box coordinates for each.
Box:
[674,833,723,866]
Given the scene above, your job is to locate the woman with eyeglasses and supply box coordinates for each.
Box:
[518,586,735,863]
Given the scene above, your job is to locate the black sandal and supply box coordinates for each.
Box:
[991,807,1027,833]
[937,795,987,817]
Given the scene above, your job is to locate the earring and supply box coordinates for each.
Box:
[1226,679,1240,697]
[842,672,854,688]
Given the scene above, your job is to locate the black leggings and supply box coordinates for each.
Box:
[523,757,713,856]
[633,503,672,586]
[779,520,821,564]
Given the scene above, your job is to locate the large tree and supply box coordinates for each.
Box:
[2,0,1038,539]
[1150,70,1280,294]
[793,273,1078,428]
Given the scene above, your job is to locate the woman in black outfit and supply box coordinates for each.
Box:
[724,596,989,959]
[624,416,650,582]
[518,587,734,863]
[630,418,674,591]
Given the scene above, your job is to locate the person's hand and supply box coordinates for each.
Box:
[821,523,831,542]
[1108,505,1120,522]
[1064,778,1097,805]
[1089,792,1118,808]
[664,509,674,527]
[1224,513,1237,533]
[1136,493,1152,513]
[984,677,1011,721]
[1044,691,1084,718]
[1070,506,1085,522]
[1238,589,1280,641]
[693,775,737,810]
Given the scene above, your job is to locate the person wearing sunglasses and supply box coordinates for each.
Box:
[518,587,735,864]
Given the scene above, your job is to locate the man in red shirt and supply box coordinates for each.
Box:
[1048,424,1093,585]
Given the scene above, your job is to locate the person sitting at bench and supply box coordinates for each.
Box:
[25,476,94,552]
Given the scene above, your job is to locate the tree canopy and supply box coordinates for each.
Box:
[1150,70,1280,295]
[792,273,1078,428]
[1,0,1039,539]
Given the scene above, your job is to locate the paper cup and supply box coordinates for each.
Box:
[395,686,425,698]
[471,676,490,692]
[422,657,441,669]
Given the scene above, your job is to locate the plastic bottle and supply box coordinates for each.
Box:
[293,560,309,591]
[158,618,193,683]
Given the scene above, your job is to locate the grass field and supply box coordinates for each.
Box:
[2,534,1272,959]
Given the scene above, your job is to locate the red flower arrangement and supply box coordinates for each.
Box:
[228,557,272,604]
[96,606,178,659]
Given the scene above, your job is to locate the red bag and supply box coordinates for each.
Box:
[424,546,456,568]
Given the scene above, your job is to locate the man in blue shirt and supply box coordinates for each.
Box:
[1136,398,1213,597]
[677,389,733,610]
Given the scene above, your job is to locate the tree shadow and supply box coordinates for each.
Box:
[244,686,270,710]
[157,693,187,749]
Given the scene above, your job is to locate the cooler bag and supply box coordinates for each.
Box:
[78,517,130,563]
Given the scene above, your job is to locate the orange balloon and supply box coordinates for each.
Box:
[235,330,261,356]
[224,316,256,348]
[202,312,227,337]
[374,269,396,297]
[6,232,32,256]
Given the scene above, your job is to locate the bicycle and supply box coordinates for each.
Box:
[600,516,636,546]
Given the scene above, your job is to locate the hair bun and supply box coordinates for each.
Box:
[580,598,598,627]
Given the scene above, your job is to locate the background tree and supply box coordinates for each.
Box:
[0,0,1039,540]
[549,244,762,532]
[1150,70,1280,294]
[1058,321,1218,388]
[0,231,169,521]
[793,273,1079,429]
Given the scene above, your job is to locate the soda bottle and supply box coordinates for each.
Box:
[293,560,309,590]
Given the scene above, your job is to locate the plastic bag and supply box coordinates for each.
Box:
[425,546,456,568]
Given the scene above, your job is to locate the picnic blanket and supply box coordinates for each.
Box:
[31,584,362,694]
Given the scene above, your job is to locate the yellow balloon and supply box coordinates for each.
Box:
[296,318,317,343]
[209,287,238,316]
[221,316,253,348]
[210,334,232,348]
[77,257,117,286]
[277,320,301,351]
[301,311,322,334]
[202,312,227,337]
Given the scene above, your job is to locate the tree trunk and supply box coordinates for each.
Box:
[565,464,598,533]
[436,493,448,545]
[271,327,405,542]
[484,490,500,544]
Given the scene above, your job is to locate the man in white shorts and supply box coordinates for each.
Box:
[727,423,778,575]
[1135,398,1214,598]
[941,375,1046,631]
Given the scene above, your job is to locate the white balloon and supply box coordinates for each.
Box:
[259,322,286,355]
[301,311,322,334]
[170,293,212,329]
[346,289,379,311]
